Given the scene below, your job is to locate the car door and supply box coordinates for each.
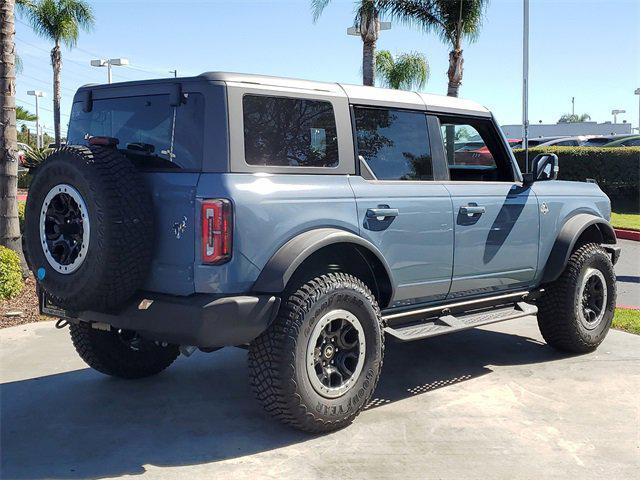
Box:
[349,106,454,308]
[436,115,540,299]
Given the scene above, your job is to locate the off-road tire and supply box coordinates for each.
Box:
[537,243,616,353]
[24,146,153,312]
[69,322,179,379]
[248,273,384,433]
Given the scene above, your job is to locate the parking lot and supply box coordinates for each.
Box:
[1,314,638,480]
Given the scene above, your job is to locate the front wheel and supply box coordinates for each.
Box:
[537,243,616,353]
[248,273,384,433]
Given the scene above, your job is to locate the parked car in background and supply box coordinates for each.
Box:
[602,135,640,147]
[582,135,634,147]
[456,138,521,164]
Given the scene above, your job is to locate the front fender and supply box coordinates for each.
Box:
[541,213,616,283]
[252,228,394,295]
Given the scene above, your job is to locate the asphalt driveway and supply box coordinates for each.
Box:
[1,317,638,480]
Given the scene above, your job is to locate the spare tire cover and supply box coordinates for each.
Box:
[24,146,154,312]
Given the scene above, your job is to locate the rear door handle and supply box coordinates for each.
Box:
[366,207,399,219]
[459,205,486,215]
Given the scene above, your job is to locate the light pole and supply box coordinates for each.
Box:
[611,109,626,124]
[635,88,640,132]
[169,69,177,78]
[90,58,130,83]
[27,90,45,148]
[522,0,530,172]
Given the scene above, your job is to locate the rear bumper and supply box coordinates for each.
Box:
[49,291,280,348]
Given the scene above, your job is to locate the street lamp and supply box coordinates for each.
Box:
[635,88,640,132]
[90,58,129,83]
[26,90,45,148]
[611,109,626,124]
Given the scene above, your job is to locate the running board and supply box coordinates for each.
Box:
[384,302,538,342]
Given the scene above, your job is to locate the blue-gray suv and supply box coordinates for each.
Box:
[24,72,620,433]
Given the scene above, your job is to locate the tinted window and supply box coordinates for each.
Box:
[354,107,433,181]
[67,93,205,170]
[441,123,497,168]
[242,95,338,167]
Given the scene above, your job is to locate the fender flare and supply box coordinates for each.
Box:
[541,213,616,283]
[253,228,395,297]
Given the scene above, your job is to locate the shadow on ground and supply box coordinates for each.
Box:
[1,326,567,479]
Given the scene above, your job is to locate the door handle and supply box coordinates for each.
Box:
[366,207,399,219]
[459,205,486,215]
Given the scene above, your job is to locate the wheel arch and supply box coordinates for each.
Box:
[541,213,616,284]
[253,228,395,308]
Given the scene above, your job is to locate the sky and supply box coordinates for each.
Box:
[14,0,640,138]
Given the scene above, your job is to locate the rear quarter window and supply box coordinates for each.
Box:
[242,94,339,167]
[67,93,204,170]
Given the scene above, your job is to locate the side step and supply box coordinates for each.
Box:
[384,302,538,342]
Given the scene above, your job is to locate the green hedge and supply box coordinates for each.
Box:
[513,146,640,199]
[0,246,24,300]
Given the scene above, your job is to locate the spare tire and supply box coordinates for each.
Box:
[24,146,153,312]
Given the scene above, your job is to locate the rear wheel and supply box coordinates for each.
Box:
[248,273,384,433]
[537,243,616,353]
[69,322,179,379]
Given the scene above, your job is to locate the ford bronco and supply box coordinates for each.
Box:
[24,72,619,433]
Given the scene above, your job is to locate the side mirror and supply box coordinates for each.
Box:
[524,153,559,185]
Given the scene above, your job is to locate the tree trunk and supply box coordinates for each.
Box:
[0,0,27,272]
[51,41,62,146]
[362,39,376,87]
[446,48,464,97]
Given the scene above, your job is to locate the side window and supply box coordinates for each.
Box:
[67,93,205,170]
[439,116,514,182]
[354,106,433,181]
[242,95,338,167]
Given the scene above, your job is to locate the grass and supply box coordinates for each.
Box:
[610,212,640,231]
[612,308,640,335]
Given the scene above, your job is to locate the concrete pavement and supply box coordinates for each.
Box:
[1,318,638,480]
[615,239,640,308]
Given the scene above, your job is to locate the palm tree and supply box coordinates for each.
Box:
[312,0,389,86]
[558,113,591,123]
[382,0,488,97]
[0,0,27,269]
[16,106,37,121]
[375,50,429,90]
[21,0,93,145]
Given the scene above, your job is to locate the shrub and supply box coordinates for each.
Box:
[513,146,640,208]
[513,146,640,189]
[18,201,26,232]
[0,246,24,300]
[17,171,32,189]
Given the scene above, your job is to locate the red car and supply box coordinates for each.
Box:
[454,138,521,165]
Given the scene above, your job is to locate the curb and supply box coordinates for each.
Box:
[614,228,640,242]
[617,305,640,311]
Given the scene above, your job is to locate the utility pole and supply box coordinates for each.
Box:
[27,90,44,148]
[522,0,529,173]
[635,88,640,132]
[571,97,575,116]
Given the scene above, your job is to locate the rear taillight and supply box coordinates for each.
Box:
[201,199,232,265]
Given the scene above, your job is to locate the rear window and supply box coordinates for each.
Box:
[242,94,339,168]
[67,93,204,170]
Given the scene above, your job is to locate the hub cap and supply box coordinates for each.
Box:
[578,268,607,330]
[39,184,90,274]
[306,309,366,398]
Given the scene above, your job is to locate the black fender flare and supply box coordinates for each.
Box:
[253,228,395,297]
[541,213,616,283]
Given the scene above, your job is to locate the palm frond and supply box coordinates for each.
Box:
[23,0,94,46]
[310,0,332,22]
[16,106,37,122]
[375,50,429,90]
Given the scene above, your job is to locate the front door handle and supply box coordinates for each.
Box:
[459,205,486,216]
[366,207,399,219]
